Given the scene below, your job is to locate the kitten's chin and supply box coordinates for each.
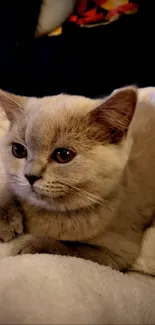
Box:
[14,187,98,212]
[12,184,102,212]
[26,193,94,212]
[14,187,66,212]
[28,195,63,211]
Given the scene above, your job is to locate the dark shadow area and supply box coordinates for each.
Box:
[0,0,154,98]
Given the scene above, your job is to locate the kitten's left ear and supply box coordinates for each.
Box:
[0,89,27,123]
[87,87,138,143]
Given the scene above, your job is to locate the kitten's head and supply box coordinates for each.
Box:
[0,87,137,212]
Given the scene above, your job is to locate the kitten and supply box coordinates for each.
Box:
[0,87,154,271]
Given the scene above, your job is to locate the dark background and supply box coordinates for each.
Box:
[0,0,154,98]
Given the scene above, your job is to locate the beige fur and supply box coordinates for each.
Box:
[0,87,155,271]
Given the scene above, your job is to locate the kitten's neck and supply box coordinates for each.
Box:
[19,186,122,241]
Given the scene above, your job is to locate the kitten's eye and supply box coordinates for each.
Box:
[52,147,76,164]
[12,143,27,159]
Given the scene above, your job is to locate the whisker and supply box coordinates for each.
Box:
[57,180,106,207]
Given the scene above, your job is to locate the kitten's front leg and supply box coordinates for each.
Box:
[19,236,121,267]
[0,198,23,242]
[18,233,141,271]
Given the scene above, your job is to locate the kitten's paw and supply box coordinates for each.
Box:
[8,234,35,256]
[0,202,23,242]
[18,237,62,255]
[19,242,42,255]
[0,220,16,242]
[0,216,23,243]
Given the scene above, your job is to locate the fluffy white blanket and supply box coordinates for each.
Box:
[0,88,155,324]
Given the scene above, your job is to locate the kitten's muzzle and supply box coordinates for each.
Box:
[25,174,41,185]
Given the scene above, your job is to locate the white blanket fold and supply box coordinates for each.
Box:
[0,254,155,324]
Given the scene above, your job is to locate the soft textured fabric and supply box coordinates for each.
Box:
[67,0,139,28]
[46,0,139,36]
[0,252,155,324]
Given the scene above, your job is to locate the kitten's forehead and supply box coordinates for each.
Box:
[25,94,101,149]
[27,94,100,116]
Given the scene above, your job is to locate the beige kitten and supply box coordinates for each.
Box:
[0,87,154,271]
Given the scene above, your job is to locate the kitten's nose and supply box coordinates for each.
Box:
[25,174,41,185]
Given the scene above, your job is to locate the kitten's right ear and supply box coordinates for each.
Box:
[87,87,137,144]
[0,89,27,123]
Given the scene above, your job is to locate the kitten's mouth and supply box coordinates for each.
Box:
[32,188,49,199]
[32,187,64,202]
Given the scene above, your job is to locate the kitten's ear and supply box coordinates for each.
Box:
[0,89,27,123]
[87,87,137,143]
